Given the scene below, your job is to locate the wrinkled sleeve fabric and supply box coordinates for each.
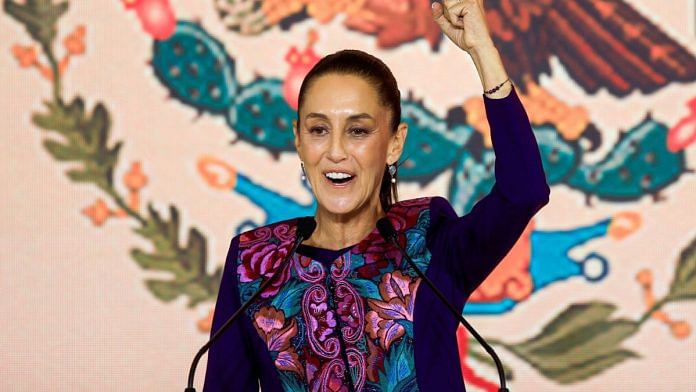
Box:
[203,234,260,392]
[427,86,550,299]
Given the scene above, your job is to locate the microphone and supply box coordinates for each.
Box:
[376,217,510,392]
[185,217,317,392]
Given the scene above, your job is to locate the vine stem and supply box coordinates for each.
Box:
[41,41,63,106]
[638,296,669,325]
[42,37,147,228]
[102,185,148,226]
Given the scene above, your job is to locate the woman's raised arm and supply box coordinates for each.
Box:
[428,1,551,296]
[432,0,512,99]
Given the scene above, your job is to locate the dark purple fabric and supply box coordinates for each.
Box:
[203,86,550,391]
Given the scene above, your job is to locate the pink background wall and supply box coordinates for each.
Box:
[2,0,694,390]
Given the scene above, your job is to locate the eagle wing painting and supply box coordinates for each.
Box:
[486,0,696,95]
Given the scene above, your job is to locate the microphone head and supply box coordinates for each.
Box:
[296,217,317,239]
[376,217,397,240]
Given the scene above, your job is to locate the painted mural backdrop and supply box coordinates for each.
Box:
[2,0,695,391]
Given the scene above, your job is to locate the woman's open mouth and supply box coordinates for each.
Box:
[324,171,356,187]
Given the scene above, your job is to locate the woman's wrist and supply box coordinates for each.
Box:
[466,44,512,98]
[467,42,498,59]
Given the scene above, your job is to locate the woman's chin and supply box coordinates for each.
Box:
[319,199,359,216]
[315,191,365,216]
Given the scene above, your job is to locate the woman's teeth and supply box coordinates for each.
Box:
[325,172,354,184]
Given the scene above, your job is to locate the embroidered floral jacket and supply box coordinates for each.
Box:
[204,87,550,391]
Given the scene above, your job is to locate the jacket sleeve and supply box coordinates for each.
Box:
[203,234,260,392]
[428,86,550,298]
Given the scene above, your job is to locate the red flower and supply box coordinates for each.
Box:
[238,240,293,298]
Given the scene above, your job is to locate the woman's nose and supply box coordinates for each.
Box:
[327,132,348,162]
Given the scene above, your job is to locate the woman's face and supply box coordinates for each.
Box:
[293,73,407,216]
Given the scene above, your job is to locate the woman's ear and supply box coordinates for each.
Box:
[387,122,408,164]
[293,119,301,152]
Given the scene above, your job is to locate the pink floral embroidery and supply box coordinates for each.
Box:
[314,358,349,392]
[236,198,433,389]
[353,197,430,278]
[354,238,400,279]
[310,301,337,342]
[238,236,293,298]
[366,270,420,351]
[365,338,385,382]
[387,197,429,231]
[303,284,341,358]
[334,281,365,343]
[254,305,304,376]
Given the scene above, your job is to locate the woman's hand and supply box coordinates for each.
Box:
[431,0,495,53]
[431,0,511,98]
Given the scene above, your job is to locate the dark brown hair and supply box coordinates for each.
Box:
[296,49,401,211]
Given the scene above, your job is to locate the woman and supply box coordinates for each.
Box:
[204,0,550,391]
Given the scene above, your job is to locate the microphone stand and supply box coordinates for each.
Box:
[377,218,509,392]
[185,220,314,392]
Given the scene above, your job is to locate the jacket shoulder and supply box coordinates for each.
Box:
[236,217,304,250]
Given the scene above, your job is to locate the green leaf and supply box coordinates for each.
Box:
[468,348,514,380]
[146,280,181,302]
[131,249,187,278]
[43,139,87,161]
[3,0,69,48]
[515,302,617,353]
[88,103,110,149]
[668,236,696,302]
[526,320,638,368]
[66,168,99,183]
[183,280,213,307]
[545,349,639,384]
[506,303,640,383]
[132,204,219,307]
[33,101,80,134]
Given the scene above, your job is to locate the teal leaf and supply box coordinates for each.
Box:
[271,279,309,318]
[396,319,414,338]
[348,278,381,300]
[378,339,416,392]
[278,371,305,392]
[350,253,366,270]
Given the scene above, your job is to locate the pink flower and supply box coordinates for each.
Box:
[365,271,420,350]
[308,302,337,342]
[254,306,304,375]
[353,198,430,278]
[336,292,360,329]
[354,238,401,279]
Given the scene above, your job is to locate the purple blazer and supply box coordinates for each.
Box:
[203,86,550,391]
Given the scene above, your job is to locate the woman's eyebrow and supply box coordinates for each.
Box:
[305,112,374,121]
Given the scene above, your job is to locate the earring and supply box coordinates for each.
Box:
[300,162,306,181]
[388,163,397,184]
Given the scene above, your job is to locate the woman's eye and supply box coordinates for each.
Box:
[309,126,328,135]
[349,127,369,136]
